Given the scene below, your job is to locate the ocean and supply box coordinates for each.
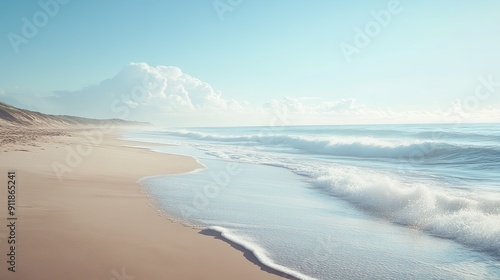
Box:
[124,123,500,279]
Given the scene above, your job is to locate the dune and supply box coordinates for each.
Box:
[0,102,283,280]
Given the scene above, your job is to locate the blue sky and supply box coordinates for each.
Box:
[1,0,500,125]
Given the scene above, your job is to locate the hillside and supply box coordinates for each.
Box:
[0,102,148,128]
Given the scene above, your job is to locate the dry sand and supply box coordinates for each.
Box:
[0,127,284,280]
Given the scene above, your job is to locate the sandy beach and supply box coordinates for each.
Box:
[0,128,284,280]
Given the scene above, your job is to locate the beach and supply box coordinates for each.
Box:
[125,125,500,279]
[0,127,284,280]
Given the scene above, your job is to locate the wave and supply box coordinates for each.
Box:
[195,144,500,257]
[414,130,500,142]
[129,128,500,259]
[313,166,500,257]
[203,226,317,280]
[164,129,500,163]
[190,141,500,257]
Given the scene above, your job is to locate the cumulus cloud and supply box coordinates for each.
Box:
[95,63,251,116]
[1,62,258,125]
[1,62,499,126]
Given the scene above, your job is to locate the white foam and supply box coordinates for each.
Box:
[163,129,500,161]
[313,166,500,256]
[207,226,318,280]
[126,128,500,260]
[191,141,500,257]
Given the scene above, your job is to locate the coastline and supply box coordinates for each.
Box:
[128,144,302,280]
[131,142,317,280]
[0,128,284,280]
[122,126,500,280]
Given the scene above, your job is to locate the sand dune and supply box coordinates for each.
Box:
[0,102,147,128]
[0,102,146,152]
[0,102,283,279]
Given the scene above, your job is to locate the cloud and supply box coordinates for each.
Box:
[317,98,359,113]
[1,62,257,125]
[263,96,500,125]
[1,62,499,126]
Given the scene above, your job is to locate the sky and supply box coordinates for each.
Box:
[1,0,500,126]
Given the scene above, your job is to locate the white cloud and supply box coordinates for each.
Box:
[1,62,499,126]
[96,62,250,115]
[317,98,359,114]
[0,62,257,125]
[263,96,500,125]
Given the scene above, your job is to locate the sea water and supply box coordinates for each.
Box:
[124,124,500,279]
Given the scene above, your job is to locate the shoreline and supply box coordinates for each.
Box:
[128,136,322,280]
[0,128,284,280]
[130,143,303,280]
[133,149,306,280]
[200,228,299,280]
